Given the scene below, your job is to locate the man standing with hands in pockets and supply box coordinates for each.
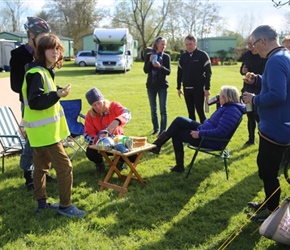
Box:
[177,34,212,123]
[243,25,290,222]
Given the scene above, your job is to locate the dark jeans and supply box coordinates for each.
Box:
[257,135,288,211]
[166,116,202,152]
[20,102,33,172]
[246,109,259,142]
[183,86,206,123]
[86,147,103,164]
[147,87,168,132]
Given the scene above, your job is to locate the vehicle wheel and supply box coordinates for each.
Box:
[79,61,86,67]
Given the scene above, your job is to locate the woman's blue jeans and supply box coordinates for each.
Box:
[147,87,168,132]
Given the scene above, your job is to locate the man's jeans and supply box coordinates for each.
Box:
[20,137,33,171]
[20,103,33,171]
[147,87,168,132]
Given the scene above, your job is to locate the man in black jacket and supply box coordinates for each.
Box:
[9,17,55,191]
[238,35,267,146]
[177,34,212,123]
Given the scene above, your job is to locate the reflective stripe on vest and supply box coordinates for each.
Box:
[22,109,65,128]
[21,66,69,147]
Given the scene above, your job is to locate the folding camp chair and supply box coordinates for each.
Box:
[186,117,243,180]
[60,99,86,160]
[0,106,26,173]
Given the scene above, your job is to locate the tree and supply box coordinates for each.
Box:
[0,0,27,32]
[272,0,290,8]
[42,0,106,52]
[112,0,171,58]
[216,50,227,65]
[112,0,225,58]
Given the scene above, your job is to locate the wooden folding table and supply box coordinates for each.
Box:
[89,143,156,197]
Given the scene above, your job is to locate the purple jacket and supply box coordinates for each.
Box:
[198,102,246,149]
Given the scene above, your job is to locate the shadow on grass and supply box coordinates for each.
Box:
[0,144,284,249]
[0,167,65,248]
[85,147,267,249]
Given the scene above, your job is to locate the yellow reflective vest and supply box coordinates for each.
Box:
[22,66,69,147]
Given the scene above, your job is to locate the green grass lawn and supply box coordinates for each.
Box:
[1,61,290,250]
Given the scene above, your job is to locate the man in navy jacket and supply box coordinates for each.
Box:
[243,25,290,222]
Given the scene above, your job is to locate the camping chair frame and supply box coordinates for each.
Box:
[0,106,26,173]
[60,99,86,161]
[186,117,243,180]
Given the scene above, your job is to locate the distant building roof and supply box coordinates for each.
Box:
[0,31,26,38]
[82,33,93,38]
[0,31,73,41]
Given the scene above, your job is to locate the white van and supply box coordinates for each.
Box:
[93,28,134,73]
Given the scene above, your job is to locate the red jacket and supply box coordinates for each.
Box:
[84,101,131,145]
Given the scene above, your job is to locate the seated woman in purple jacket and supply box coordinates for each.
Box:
[150,85,246,172]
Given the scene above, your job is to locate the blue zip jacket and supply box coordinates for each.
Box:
[255,47,290,145]
[198,102,246,149]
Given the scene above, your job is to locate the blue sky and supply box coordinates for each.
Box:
[29,0,286,33]
[216,0,285,32]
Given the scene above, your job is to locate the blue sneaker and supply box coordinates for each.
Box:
[35,203,59,214]
[57,204,86,218]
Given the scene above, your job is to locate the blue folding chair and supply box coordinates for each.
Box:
[0,106,26,173]
[60,99,86,160]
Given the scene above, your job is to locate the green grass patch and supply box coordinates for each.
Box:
[1,62,290,249]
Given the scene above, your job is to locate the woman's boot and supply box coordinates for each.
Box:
[170,151,185,172]
[150,131,170,154]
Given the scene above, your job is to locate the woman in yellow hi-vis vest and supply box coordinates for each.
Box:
[22,34,85,217]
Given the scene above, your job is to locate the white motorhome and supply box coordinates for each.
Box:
[0,39,16,72]
[93,28,134,73]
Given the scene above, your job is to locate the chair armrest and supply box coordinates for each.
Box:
[0,135,20,139]
[0,135,25,149]
[187,136,230,151]
[200,136,231,143]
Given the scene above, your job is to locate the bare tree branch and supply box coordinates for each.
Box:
[272,0,290,8]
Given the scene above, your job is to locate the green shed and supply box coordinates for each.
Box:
[0,32,74,59]
[198,36,237,60]
[82,33,95,51]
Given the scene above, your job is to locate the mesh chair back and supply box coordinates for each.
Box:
[0,106,25,173]
[59,100,86,160]
[60,99,84,136]
[0,106,25,148]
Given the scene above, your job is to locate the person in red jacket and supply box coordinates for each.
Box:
[84,87,132,172]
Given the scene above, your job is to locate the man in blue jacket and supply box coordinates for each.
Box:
[243,25,290,222]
